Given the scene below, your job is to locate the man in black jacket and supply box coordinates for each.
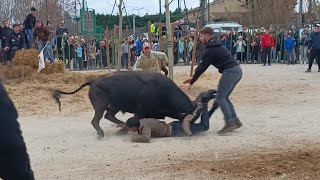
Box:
[1,20,13,65]
[182,27,243,134]
[4,24,26,63]
[19,23,29,48]
[0,80,35,180]
[23,7,36,49]
[305,24,320,72]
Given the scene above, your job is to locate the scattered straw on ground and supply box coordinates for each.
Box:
[158,147,320,179]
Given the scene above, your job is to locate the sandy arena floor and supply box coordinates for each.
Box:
[6,64,320,179]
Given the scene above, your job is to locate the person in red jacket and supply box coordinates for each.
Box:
[261,30,275,66]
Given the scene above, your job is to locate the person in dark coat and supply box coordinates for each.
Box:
[4,24,26,62]
[182,27,243,135]
[23,7,36,48]
[0,81,35,180]
[19,24,29,49]
[1,20,13,64]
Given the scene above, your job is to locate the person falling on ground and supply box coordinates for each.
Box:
[133,42,169,76]
[181,27,243,135]
[125,90,216,143]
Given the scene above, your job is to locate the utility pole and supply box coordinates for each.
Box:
[299,0,303,29]
[165,0,173,79]
[178,0,180,10]
[159,0,162,21]
[45,0,48,20]
[118,0,123,71]
[199,0,206,27]
[133,14,136,35]
[207,0,210,24]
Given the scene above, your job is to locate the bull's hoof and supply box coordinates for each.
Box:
[97,134,104,140]
[115,128,129,136]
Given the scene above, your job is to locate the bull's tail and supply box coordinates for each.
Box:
[52,81,92,111]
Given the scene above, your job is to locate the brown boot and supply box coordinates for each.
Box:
[217,122,238,134]
[182,114,193,136]
[235,117,243,128]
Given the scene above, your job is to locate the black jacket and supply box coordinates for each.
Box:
[308,31,320,50]
[23,13,36,29]
[1,27,12,48]
[190,38,239,85]
[6,32,26,49]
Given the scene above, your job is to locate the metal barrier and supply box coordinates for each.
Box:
[47,21,319,71]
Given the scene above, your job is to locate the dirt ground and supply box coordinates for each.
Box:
[5,64,320,179]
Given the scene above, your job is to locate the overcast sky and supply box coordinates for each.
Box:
[87,0,201,15]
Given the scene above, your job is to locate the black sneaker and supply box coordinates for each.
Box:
[305,69,311,73]
[218,122,239,134]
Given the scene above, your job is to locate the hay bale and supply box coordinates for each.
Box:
[41,61,65,75]
[0,65,36,80]
[13,49,39,69]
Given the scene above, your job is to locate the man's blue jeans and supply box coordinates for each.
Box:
[25,29,33,49]
[216,65,242,123]
[286,49,294,64]
[38,41,54,63]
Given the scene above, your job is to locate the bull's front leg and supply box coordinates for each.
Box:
[104,108,126,125]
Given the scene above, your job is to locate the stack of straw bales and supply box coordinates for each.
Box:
[0,49,65,80]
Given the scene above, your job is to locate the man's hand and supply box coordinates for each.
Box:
[181,79,192,90]
[4,47,9,51]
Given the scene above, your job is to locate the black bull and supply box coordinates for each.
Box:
[52,71,216,139]
[0,81,35,180]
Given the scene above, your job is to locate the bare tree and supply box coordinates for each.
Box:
[237,0,297,27]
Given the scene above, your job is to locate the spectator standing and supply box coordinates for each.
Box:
[178,36,185,64]
[23,7,36,49]
[305,24,320,72]
[135,36,143,57]
[75,43,83,70]
[234,36,246,63]
[251,32,260,63]
[261,30,275,66]
[88,40,96,69]
[284,33,295,65]
[19,24,29,48]
[300,34,309,64]
[188,36,194,63]
[121,39,129,69]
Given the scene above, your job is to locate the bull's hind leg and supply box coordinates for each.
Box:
[91,108,105,140]
[104,108,126,125]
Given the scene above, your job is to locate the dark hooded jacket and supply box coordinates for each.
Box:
[190,38,239,85]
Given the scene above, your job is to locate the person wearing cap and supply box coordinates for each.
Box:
[23,7,36,49]
[33,20,54,63]
[4,24,26,63]
[181,27,243,135]
[125,90,215,143]
[133,42,169,76]
[305,24,320,72]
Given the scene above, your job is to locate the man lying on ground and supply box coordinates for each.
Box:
[125,90,215,143]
